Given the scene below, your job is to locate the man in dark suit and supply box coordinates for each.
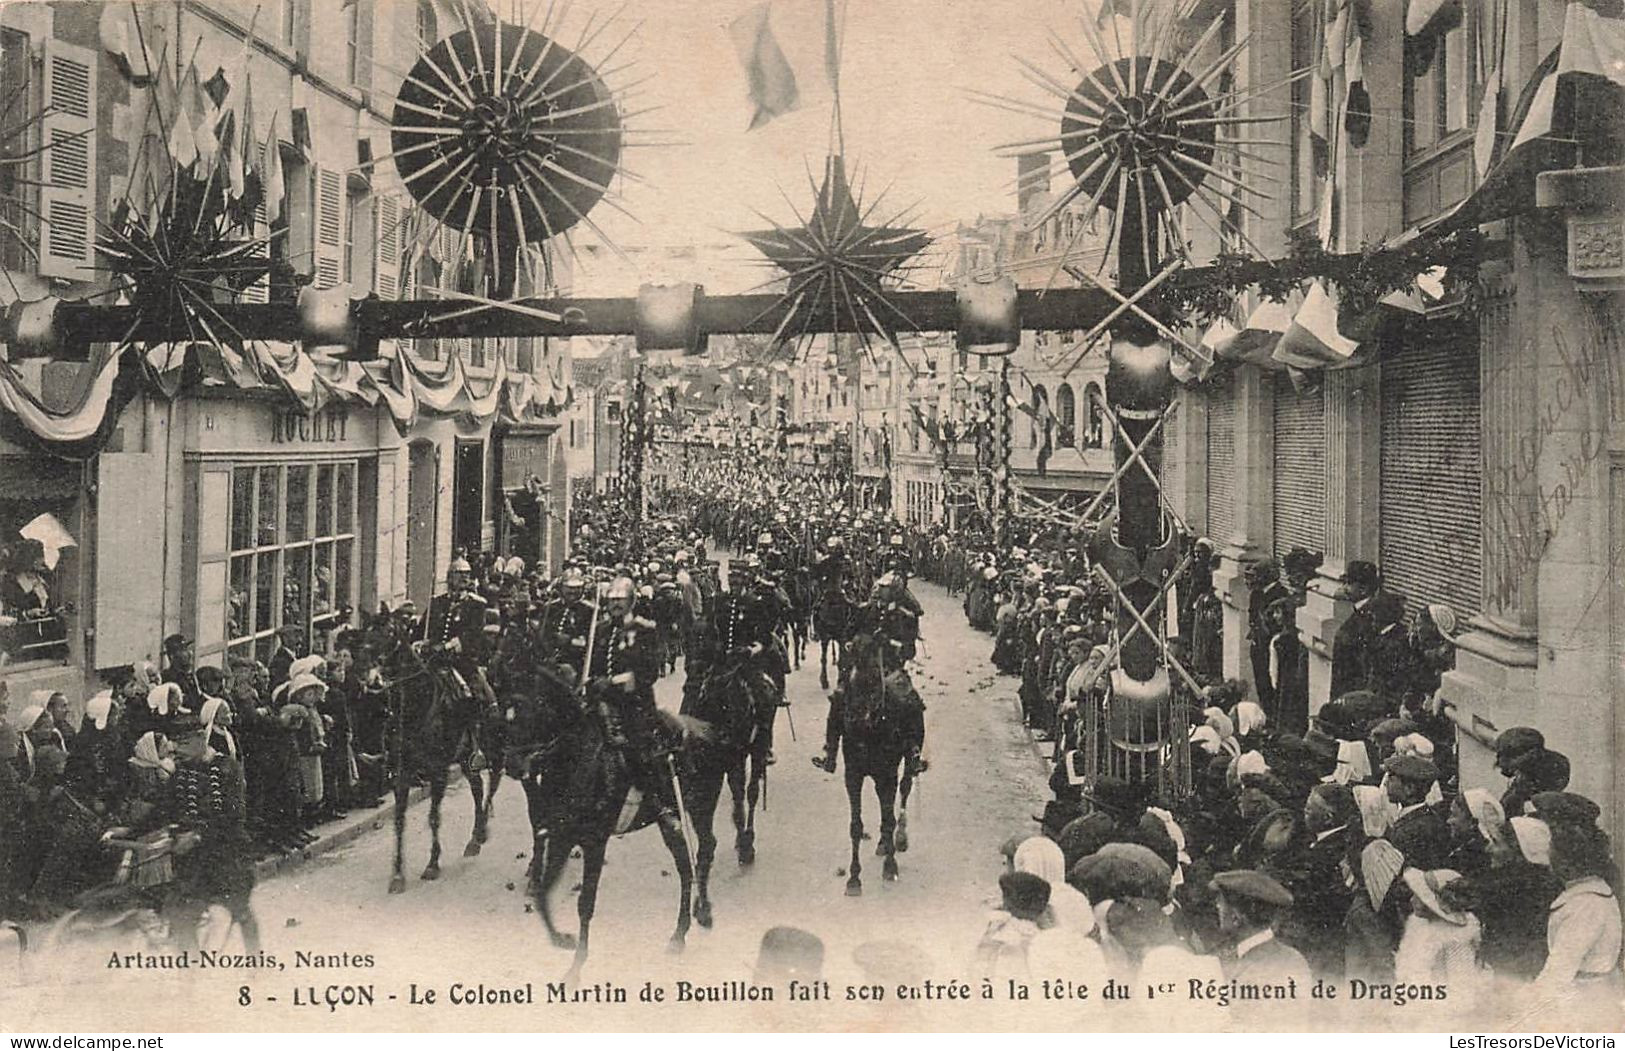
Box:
[1211,869,1312,987]
[1281,783,1357,977]
[267,624,303,691]
[1329,560,1383,700]
[1383,753,1449,871]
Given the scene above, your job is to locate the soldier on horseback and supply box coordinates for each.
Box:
[421,558,497,771]
[587,577,679,827]
[687,558,782,753]
[537,569,595,670]
[811,571,928,777]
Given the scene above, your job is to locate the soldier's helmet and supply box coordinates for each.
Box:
[757,532,774,547]
[606,576,636,601]
[826,535,844,550]
[561,570,586,591]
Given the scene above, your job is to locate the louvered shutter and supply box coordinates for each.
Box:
[314,166,344,289]
[1206,371,1236,541]
[1379,333,1482,618]
[374,194,400,298]
[242,201,270,303]
[39,39,96,280]
[1272,372,1325,558]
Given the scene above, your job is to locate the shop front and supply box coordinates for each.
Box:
[181,397,396,666]
[493,423,566,574]
[0,440,87,702]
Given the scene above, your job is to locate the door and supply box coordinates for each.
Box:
[406,440,437,609]
[452,439,485,558]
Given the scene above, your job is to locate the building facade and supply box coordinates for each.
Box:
[0,0,575,711]
[1154,0,1625,859]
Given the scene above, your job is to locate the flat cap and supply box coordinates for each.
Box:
[1209,868,1294,908]
[1529,791,1601,828]
[1382,753,1439,782]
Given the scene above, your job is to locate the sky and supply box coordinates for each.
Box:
[527,0,1104,293]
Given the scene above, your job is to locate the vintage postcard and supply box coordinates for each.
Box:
[1,0,1623,1035]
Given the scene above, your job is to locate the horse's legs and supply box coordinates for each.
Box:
[875,765,900,881]
[422,774,446,880]
[690,768,724,929]
[895,772,914,853]
[522,780,578,951]
[729,757,756,867]
[844,763,865,896]
[388,766,410,894]
[566,838,608,980]
[741,751,764,864]
[819,639,830,691]
[654,812,693,953]
[462,763,487,858]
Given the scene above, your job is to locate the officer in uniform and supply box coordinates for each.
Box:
[687,558,782,754]
[421,558,497,768]
[812,571,928,777]
[537,569,596,672]
[587,577,677,824]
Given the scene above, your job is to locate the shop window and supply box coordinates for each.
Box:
[226,461,358,663]
[0,464,78,667]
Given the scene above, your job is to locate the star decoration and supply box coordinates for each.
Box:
[740,155,931,364]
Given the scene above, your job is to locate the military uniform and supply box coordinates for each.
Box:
[586,602,670,810]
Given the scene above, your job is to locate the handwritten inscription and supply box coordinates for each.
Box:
[1485,309,1624,612]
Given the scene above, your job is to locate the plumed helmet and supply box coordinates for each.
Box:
[561,570,586,589]
[758,532,774,546]
[448,557,473,575]
[827,535,844,550]
[606,576,635,601]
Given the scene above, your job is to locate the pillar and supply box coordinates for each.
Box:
[1213,366,1274,694]
[1299,364,1381,710]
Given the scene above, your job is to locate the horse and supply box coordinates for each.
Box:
[366,608,504,895]
[835,630,917,896]
[504,664,699,980]
[813,585,860,691]
[784,565,815,670]
[678,657,776,927]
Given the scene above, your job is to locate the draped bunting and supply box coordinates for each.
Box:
[0,338,564,457]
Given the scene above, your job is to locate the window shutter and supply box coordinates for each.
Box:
[374,193,400,298]
[39,39,96,280]
[1205,371,1236,542]
[1380,333,1482,618]
[242,201,270,303]
[1271,372,1325,558]
[314,166,344,289]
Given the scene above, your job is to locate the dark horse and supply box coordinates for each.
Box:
[368,609,503,895]
[678,659,776,927]
[784,565,815,671]
[836,629,917,896]
[505,665,698,979]
[813,585,860,691]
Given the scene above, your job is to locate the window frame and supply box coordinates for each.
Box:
[225,459,360,663]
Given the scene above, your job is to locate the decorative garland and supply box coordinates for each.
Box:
[1148,226,1491,327]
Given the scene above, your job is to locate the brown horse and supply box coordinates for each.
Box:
[366,609,503,895]
[835,630,917,896]
[504,666,700,980]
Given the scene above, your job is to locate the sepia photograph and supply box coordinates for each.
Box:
[0,0,1622,1035]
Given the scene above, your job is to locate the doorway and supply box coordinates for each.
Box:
[406,440,438,609]
[452,439,485,558]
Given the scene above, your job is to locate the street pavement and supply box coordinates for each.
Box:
[10,577,1063,1029]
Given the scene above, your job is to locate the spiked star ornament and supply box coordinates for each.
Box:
[974,0,1303,291]
[740,155,931,362]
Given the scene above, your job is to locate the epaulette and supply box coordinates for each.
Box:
[463,592,489,606]
[631,616,658,630]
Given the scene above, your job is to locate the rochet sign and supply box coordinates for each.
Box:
[271,407,351,445]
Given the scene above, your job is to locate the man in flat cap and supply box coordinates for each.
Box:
[1383,753,1449,871]
[1211,869,1312,986]
[1495,727,1571,818]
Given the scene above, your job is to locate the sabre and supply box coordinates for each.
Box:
[578,581,604,697]
[782,700,797,742]
[666,752,697,872]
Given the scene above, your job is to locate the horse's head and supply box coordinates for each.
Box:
[501,661,582,779]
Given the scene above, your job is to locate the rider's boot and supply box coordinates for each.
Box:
[905,745,928,777]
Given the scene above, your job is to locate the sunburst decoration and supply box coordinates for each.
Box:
[380,0,658,315]
[971,0,1307,297]
[739,155,932,367]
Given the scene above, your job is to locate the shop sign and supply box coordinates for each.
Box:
[271,406,350,444]
[501,435,550,489]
